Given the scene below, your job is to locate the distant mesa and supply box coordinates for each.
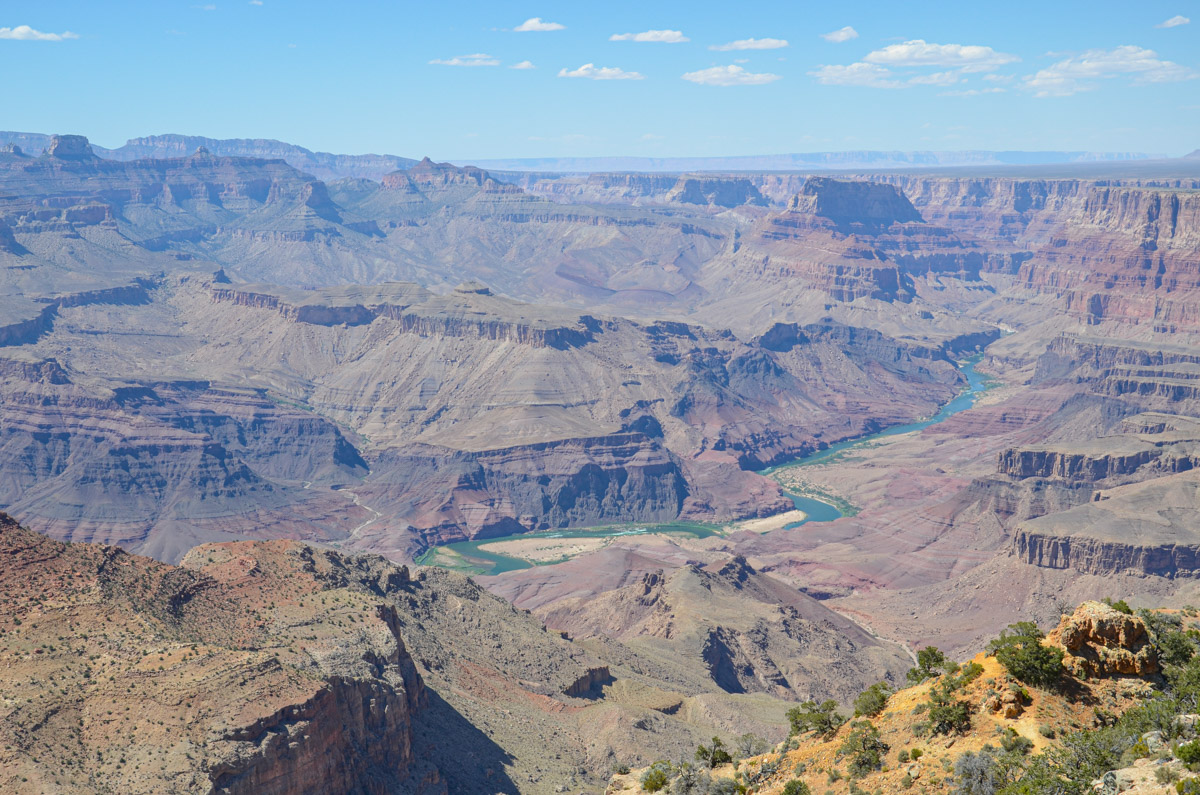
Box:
[0,143,24,156]
[45,134,96,160]
[789,176,924,228]
[1186,149,1200,160]
[454,281,493,295]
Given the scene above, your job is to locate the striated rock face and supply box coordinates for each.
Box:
[724,177,1001,302]
[996,448,1162,481]
[664,176,768,208]
[367,429,689,547]
[0,513,441,795]
[45,134,96,160]
[1046,601,1159,677]
[789,177,924,229]
[210,281,598,348]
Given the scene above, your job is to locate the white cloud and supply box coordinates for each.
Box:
[510,60,536,70]
[610,30,688,43]
[1157,15,1190,28]
[940,87,1006,96]
[1025,45,1198,96]
[821,26,859,43]
[249,0,263,5]
[709,37,788,51]
[515,17,564,32]
[558,63,644,80]
[0,25,79,41]
[429,53,500,67]
[682,64,781,86]
[864,39,1019,72]
[983,73,1014,83]
[810,62,903,88]
[908,70,960,86]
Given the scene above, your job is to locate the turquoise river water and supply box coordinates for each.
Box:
[416,356,992,576]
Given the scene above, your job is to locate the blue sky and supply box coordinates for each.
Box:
[3,1,1198,159]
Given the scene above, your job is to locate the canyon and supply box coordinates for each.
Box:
[4,131,1200,792]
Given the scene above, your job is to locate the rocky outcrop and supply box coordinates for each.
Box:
[1046,601,1159,677]
[0,515,440,795]
[1012,526,1200,577]
[997,448,1161,481]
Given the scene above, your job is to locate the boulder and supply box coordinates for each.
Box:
[1047,601,1159,677]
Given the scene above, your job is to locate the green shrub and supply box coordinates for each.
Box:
[1000,728,1034,756]
[1179,739,1200,765]
[854,683,893,718]
[897,749,910,763]
[781,781,812,795]
[988,622,1065,688]
[926,681,972,735]
[910,748,923,760]
[641,761,672,792]
[1178,779,1200,795]
[1103,598,1133,614]
[695,736,732,768]
[907,647,949,684]
[788,700,846,739]
[840,720,889,779]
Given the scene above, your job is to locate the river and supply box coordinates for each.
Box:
[416,355,992,576]
[767,354,991,526]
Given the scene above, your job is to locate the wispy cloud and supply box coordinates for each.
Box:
[1025,45,1197,96]
[864,39,1018,71]
[821,26,859,43]
[429,53,500,67]
[940,87,1006,96]
[510,60,536,70]
[710,37,788,51]
[0,25,79,41]
[610,30,688,43]
[558,63,644,80]
[908,71,961,86]
[810,62,904,88]
[249,0,263,5]
[1157,15,1190,28]
[515,17,564,32]
[682,65,781,86]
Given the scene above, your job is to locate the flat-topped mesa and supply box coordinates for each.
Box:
[210,281,599,349]
[788,176,924,229]
[44,134,96,160]
[664,176,769,208]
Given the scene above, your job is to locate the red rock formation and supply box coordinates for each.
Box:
[1046,600,1159,677]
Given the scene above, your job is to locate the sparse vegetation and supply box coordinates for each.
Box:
[839,720,889,779]
[854,682,892,718]
[788,700,846,739]
[907,646,950,685]
[987,622,1065,688]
